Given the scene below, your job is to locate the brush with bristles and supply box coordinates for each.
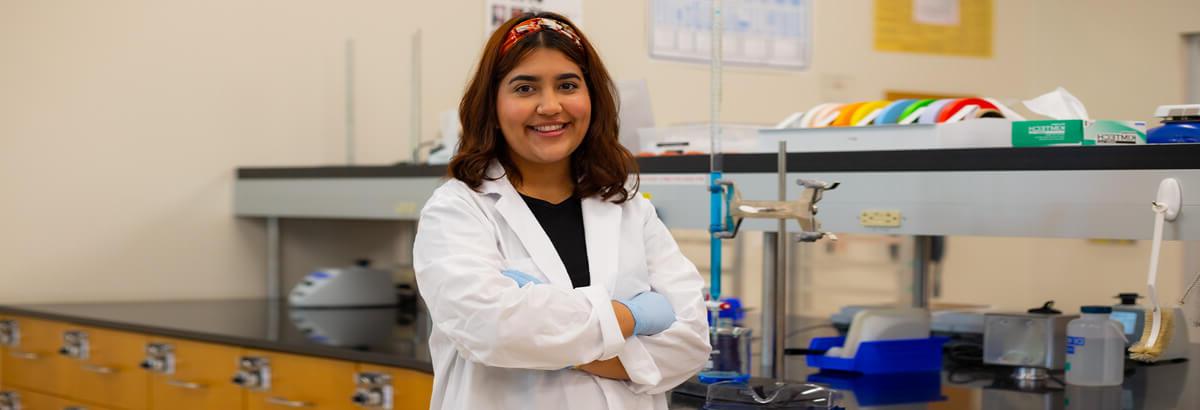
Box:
[1129,202,1171,362]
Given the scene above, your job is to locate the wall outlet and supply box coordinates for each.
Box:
[860,210,902,227]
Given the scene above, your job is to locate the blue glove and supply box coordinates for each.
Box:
[500,269,543,288]
[618,291,676,336]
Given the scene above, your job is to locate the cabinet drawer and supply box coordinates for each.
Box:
[0,316,71,394]
[59,325,149,410]
[0,386,115,410]
[241,350,358,410]
[145,337,245,410]
[355,365,432,410]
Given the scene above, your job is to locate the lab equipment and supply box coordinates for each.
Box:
[826,308,930,359]
[703,379,841,409]
[983,310,1077,381]
[1110,292,1145,347]
[805,336,948,374]
[288,260,396,308]
[1065,306,1126,386]
[698,315,752,384]
[1147,104,1200,143]
[500,269,542,288]
[1130,178,1185,362]
[618,291,677,336]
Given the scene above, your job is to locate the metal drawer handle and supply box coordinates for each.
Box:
[166,379,206,390]
[266,396,314,408]
[9,350,39,360]
[80,363,117,374]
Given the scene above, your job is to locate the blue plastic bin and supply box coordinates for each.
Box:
[805,336,949,374]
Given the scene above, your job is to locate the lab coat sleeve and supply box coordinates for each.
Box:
[617,197,713,394]
[413,187,626,370]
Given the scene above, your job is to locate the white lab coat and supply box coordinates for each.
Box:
[413,161,711,410]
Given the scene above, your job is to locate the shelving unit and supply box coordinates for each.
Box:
[236,145,1200,241]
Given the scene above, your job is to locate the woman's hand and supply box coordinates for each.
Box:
[576,357,630,380]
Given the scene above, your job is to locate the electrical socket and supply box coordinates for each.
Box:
[860,210,902,227]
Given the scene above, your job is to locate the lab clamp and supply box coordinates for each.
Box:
[140,342,176,374]
[696,144,842,407]
[352,372,395,409]
[232,356,272,390]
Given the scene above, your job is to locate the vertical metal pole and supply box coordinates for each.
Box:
[345,38,356,165]
[266,217,281,300]
[411,29,423,163]
[912,236,932,308]
[1188,34,1199,103]
[761,231,778,378]
[773,142,788,379]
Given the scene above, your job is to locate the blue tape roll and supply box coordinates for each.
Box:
[874,99,916,125]
[918,99,955,124]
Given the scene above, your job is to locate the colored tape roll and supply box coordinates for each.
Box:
[810,103,845,128]
[799,103,840,128]
[918,99,956,124]
[832,102,867,127]
[897,99,936,124]
[851,100,891,126]
[974,108,1004,119]
[875,99,917,125]
[936,97,999,123]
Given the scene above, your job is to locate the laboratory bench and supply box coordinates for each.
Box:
[666,314,1200,409]
[0,298,432,410]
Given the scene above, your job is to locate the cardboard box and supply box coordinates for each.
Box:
[1012,120,1146,147]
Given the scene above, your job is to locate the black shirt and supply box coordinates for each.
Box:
[520,194,590,288]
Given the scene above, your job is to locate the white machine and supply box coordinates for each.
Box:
[288,262,396,308]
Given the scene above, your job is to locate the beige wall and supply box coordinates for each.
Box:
[1,0,1198,327]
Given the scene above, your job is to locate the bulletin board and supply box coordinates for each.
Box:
[648,0,811,70]
[874,0,993,58]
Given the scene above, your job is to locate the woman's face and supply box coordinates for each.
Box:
[496,48,591,172]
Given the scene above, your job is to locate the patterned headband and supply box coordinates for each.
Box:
[500,17,584,55]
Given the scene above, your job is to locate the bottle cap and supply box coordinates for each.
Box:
[1082,305,1113,314]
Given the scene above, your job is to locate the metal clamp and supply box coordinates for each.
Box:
[0,391,20,410]
[265,397,314,408]
[351,372,393,409]
[59,330,89,360]
[165,379,206,390]
[232,356,271,390]
[0,320,17,347]
[140,342,175,374]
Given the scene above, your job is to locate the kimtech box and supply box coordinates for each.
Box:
[1012,120,1146,147]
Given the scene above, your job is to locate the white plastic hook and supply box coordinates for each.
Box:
[1155,178,1182,222]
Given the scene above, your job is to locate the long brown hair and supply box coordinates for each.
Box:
[450,12,638,203]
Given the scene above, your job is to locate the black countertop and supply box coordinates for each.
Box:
[0,299,432,372]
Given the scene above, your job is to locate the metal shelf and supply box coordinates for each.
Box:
[235,146,1200,240]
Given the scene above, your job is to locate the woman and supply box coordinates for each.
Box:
[413,12,710,410]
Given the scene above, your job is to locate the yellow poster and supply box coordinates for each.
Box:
[874,0,993,57]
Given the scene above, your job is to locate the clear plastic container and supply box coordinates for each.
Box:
[1065,306,1126,386]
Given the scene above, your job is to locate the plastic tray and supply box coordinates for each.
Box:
[805,336,949,374]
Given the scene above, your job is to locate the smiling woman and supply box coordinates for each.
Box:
[414,11,711,410]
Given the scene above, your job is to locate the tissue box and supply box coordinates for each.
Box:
[1011,120,1146,147]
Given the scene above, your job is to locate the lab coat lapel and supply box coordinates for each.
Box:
[486,171,574,288]
[582,196,620,293]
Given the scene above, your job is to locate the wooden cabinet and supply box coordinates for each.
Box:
[0,385,115,410]
[0,315,432,410]
[356,364,433,410]
[145,337,245,410]
[0,316,71,394]
[58,325,149,410]
[241,350,359,410]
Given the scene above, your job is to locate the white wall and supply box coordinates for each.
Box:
[1,1,1198,311]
